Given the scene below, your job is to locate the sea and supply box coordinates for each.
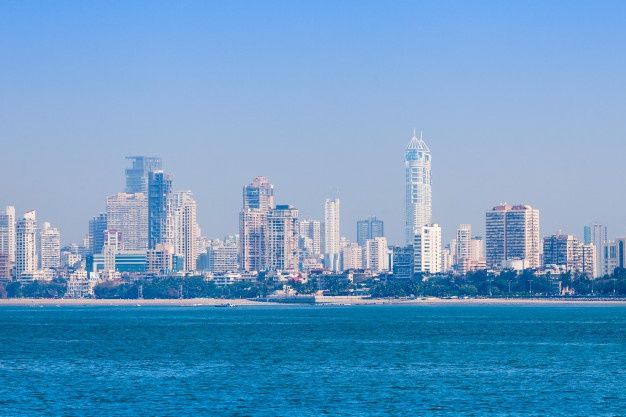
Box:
[0,304,625,416]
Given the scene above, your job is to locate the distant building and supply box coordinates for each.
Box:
[298,220,321,257]
[106,193,148,251]
[363,237,389,273]
[39,222,61,269]
[414,224,442,274]
[405,131,432,244]
[324,198,341,271]
[0,206,16,265]
[485,204,540,269]
[584,224,608,278]
[341,242,362,270]
[356,217,384,246]
[147,243,174,275]
[148,170,173,250]
[125,156,162,195]
[455,224,472,265]
[171,191,198,273]
[239,176,274,272]
[16,210,38,278]
[391,246,414,279]
[88,213,107,255]
[267,205,299,272]
[203,239,239,273]
[601,238,625,276]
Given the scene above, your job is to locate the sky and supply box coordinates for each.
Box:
[1,0,625,245]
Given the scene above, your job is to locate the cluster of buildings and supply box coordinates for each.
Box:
[0,132,624,297]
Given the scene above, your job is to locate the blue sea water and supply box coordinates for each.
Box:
[0,305,625,416]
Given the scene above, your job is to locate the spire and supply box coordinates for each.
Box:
[413,128,417,138]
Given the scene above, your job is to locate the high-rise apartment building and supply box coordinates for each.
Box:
[125,156,162,194]
[88,213,107,255]
[455,224,472,264]
[543,234,584,273]
[601,238,625,276]
[485,204,540,269]
[16,210,38,278]
[267,205,299,272]
[356,217,384,247]
[324,197,341,271]
[584,224,608,278]
[363,237,389,273]
[106,193,148,251]
[239,177,274,272]
[172,191,198,273]
[203,239,239,273]
[413,224,442,274]
[341,242,362,270]
[39,222,61,269]
[148,171,173,250]
[298,220,321,257]
[0,206,16,264]
[391,246,414,279]
[405,131,432,244]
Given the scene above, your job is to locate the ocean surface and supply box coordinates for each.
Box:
[0,305,625,416]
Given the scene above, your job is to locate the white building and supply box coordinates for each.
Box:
[267,205,299,272]
[364,237,389,273]
[456,224,472,264]
[341,242,363,270]
[106,192,148,251]
[239,176,274,272]
[16,210,38,278]
[0,206,16,264]
[584,224,608,278]
[414,224,442,274]
[324,197,341,271]
[485,204,541,269]
[405,130,432,244]
[172,191,198,273]
[298,219,321,257]
[39,222,61,269]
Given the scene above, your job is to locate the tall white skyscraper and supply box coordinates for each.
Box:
[485,204,541,269]
[405,130,432,244]
[106,192,148,251]
[16,210,38,278]
[413,224,442,274]
[39,222,61,269]
[0,206,16,264]
[324,197,341,271]
[172,191,198,273]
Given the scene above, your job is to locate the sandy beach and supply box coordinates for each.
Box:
[1,297,625,307]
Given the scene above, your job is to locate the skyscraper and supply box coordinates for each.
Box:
[363,237,389,273]
[239,177,274,272]
[356,217,384,246]
[455,224,472,264]
[267,205,299,272]
[405,130,432,244]
[413,224,442,274]
[106,193,148,251]
[16,210,37,278]
[324,197,341,271]
[172,191,198,273]
[88,213,107,255]
[148,170,173,250]
[584,224,608,278]
[39,222,61,269]
[298,220,321,257]
[485,204,541,269]
[125,156,162,194]
[0,206,16,264]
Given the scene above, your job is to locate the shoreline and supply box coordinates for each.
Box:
[1,297,626,307]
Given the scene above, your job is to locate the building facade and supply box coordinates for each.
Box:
[356,217,384,247]
[88,213,107,255]
[106,193,148,251]
[413,224,442,274]
[486,204,541,269]
[239,177,274,272]
[172,191,198,273]
[267,205,299,272]
[16,210,38,278]
[405,131,432,244]
[125,156,162,194]
[324,197,341,271]
[584,224,608,278]
[39,222,61,269]
[148,170,173,250]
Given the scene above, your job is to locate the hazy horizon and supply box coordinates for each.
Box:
[1,1,625,245]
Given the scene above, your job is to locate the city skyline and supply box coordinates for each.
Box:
[2,2,626,245]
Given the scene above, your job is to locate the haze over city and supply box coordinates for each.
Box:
[1,1,625,245]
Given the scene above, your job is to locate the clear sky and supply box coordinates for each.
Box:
[1,1,625,245]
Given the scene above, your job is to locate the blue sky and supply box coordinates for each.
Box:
[1,1,625,244]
